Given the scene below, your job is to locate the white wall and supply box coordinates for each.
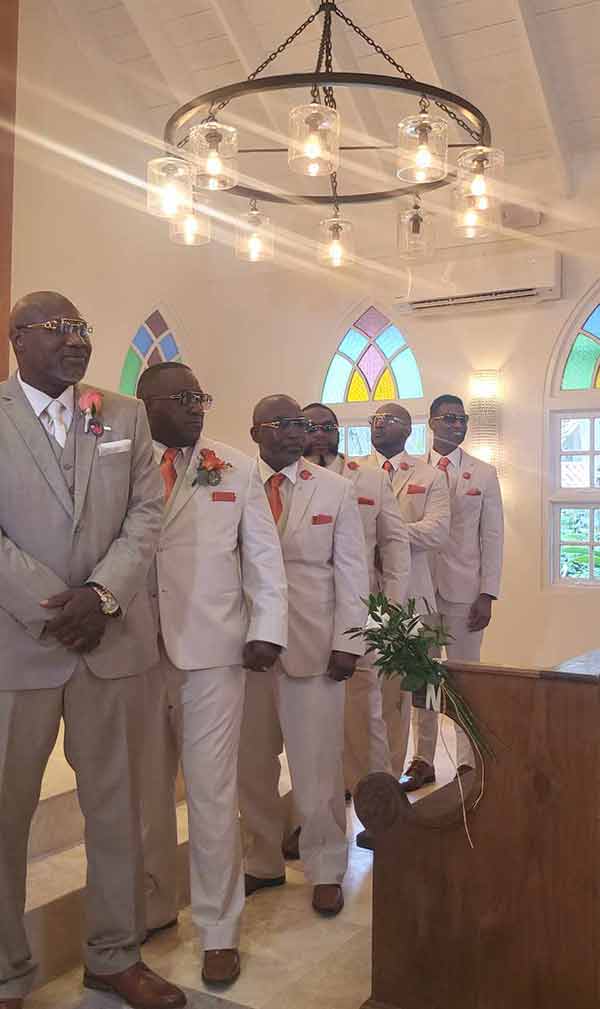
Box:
[11,0,600,670]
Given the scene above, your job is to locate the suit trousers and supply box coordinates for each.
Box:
[412,595,483,768]
[239,664,348,885]
[0,661,144,999]
[142,650,246,950]
[344,664,392,793]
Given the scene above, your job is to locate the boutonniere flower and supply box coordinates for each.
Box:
[347,461,360,471]
[400,462,410,471]
[192,448,233,487]
[463,472,472,480]
[79,389,105,436]
[299,469,314,480]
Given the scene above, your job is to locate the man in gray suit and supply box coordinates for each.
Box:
[0,292,185,1009]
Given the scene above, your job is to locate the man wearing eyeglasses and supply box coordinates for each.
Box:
[0,292,187,1009]
[238,395,368,916]
[365,402,450,790]
[137,363,287,986]
[406,394,504,788]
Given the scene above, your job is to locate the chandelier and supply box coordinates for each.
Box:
[146,1,504,266]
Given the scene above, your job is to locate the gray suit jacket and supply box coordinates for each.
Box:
[0,375,163,689]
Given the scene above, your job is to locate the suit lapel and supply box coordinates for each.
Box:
[164,445,203,528]
[72,407,98,528]
[392,460,414,496]
[0,377,74,517]
[283,468,318,541]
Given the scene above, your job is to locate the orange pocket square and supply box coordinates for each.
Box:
[312,514,333,525]
[407,484,426,494]
[358,497,375,506]
[212,491,236,502]
[466,488,482,496]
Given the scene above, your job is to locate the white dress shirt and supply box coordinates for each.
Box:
[429,446,462,495]
[375,449,409,475]
[257,457,299,532]
[17,372,74,442]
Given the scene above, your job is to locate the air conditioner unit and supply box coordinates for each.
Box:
[395,249,561,314]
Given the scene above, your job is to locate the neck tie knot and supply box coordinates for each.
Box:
[160,447,181,502]
[382,459,393,475]
[437,456,450,471]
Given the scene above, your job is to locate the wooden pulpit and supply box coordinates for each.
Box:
[355,659,600,1009]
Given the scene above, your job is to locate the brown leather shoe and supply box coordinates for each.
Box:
[312,884,344,916]
[282,826,301,860]
[83,961,186,1008]
[245,873,286,896]
[398,758,435,792]
[202,949,241,985]
[0,999,24,1008]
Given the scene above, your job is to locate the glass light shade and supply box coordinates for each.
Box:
[236,209,274,262]
[318,216,354,268]
[188,121,238,191]
[288,103,340,177]
[169,208,211,246]
[454,190,497,239]
[146,156,193,218]
[457,145,504,210]
[397,204,435,258]
[396,112,448,183]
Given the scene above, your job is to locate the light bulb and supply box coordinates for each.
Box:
[248,233,263,262]
[329,239,344,267]
[415,170,427,183]
[304,134,322,161]
[470,173,487,197]
[415,143,433,170]
[161,182,181,218]
[464,209,479,229]
[308,161,320,176]
[182,215,198,245]
[206,151,222,176]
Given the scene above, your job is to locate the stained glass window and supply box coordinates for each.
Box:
[322,307,423,404]
[119,310,183,396]
[560,306,600,390]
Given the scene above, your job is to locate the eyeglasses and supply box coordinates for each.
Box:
[307,422,339,434]
[431,413,469,424]
[259,418,311,433]
[20,317,93,338]
[149,391,213,409]
[368,414,410,428]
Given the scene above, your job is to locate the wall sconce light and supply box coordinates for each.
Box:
[468,369,502,469]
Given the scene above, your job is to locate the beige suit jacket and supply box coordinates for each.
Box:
[363,452,450,613]
[0,375,163,690]
[270,459,369,678]
[430,449,504,603]
[156,437,288,670]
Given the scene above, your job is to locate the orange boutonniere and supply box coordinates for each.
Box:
[299,469,314,481]
[400,462,410,471]
[463,472,472,480]
[347,461,360,471]
[192,448,233,487]
[78,389,105,436]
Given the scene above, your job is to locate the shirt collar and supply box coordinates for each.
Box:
[375,449,409,472]
[17,372,74,420]
[430,446,462,469]
[153,440,192,464]
[258,456,299,486]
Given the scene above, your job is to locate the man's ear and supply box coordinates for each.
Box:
[250,425,259,445]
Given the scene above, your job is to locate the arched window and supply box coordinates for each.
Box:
[547,295,600,584]
[321,305,425,457]
[119,309,183,396]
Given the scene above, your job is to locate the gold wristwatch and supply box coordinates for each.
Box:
[88,583,121,617]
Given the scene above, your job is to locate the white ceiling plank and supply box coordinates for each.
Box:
[121,0,197,103]
[513,0,573,194]
[405,0,460,91]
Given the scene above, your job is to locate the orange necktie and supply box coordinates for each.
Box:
[160,447,181,502]
[382,459,394,478]
[437,456,450,484]
[266,472,285,524]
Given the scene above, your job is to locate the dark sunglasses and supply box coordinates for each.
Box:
[149,391,213,409]
[21,317,93,338]
[432,413,469,424]
[259,418,311,433]
[307,422,339,434]
[368,414,409,427]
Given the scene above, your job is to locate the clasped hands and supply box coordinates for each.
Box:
[242,643,356,681]
[41,587,108,653]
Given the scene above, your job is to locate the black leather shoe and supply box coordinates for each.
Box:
[398,758,435,792]
[355,829,373,851]
[244,873,286,897]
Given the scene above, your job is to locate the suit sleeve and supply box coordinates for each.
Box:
[88,401,163,612]
[0,531,70,638]
[332,483,370,655]
[377,478,411,605]
[479,468,504,598]
[406,470,450,552]
[239,463,288,648]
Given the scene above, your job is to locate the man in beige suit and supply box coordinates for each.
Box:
[0,292,185,1009]
[138,363,287,985]
[239,396,369,916]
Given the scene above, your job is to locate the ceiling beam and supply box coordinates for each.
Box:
[121,0,196,105]
[513,0,572,195]
[405,0,459,91]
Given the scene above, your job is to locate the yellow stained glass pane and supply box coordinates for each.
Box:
[595,367,600,389]
[347,369,370,402]
[374,367,397,401]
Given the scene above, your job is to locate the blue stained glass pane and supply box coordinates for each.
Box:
[376,325,405,358]
[406,423,427,456]
[322,355,353,403]
[160,332,179,361]
[391,348,423,398]
[338,427,345,454]
[133,326,153,357]
[347,426,372,457]
[583,305,600,339]
[338,328,368,362]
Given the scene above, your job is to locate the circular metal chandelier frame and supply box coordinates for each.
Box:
[164,71,493,207]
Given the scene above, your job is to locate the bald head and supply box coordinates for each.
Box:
[251,394,306,471]
[9,290,91,397]
[370,401,412,457]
